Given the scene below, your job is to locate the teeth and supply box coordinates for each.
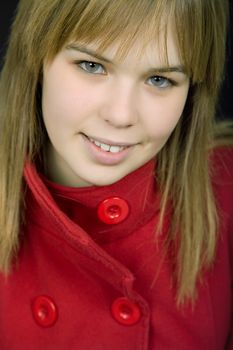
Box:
[89,137,125,153]
[100,143,110,151]
[109,145,123,153]
[94,140,101,147]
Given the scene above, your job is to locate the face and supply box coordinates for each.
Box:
[42,27,190,187]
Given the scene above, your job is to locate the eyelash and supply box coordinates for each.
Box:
[147,76,176,88]
[76,61,106,74]
[76,60,176,89]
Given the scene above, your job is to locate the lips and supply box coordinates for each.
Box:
[89,137,127,153]
[81,133,134,165]
[83,134,134,154]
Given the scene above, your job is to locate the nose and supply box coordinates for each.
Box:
[100,81,138,128]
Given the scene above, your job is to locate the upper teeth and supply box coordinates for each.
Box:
[89,138,125,153]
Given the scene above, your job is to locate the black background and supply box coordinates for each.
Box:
[0,0,232,120]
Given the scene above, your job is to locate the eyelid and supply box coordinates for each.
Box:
[146,75,177,88]
[75,60,107,74]
[73,57,179,87]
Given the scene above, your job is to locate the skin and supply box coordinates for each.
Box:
[42,28,190,187]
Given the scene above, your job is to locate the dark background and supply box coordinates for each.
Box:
[0,0,232,120]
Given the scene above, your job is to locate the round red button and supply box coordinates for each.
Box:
[32,295,58,327]
[97,197,129,224]
[111,297,141,326]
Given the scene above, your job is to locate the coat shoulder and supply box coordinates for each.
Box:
[210,146,233,189]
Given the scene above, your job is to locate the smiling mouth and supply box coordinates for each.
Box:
[83,134,132,154]
[89,137,127,153]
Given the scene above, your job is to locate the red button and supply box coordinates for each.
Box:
[32,296,58,327]
[97,197,129,224]
[111,297,141,325]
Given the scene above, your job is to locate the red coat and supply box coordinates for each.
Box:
[0,147,233,349]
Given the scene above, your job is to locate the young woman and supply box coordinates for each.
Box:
[0,0,232,349]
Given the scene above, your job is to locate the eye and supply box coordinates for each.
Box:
[147,75,173,88]
[77,61,106,74]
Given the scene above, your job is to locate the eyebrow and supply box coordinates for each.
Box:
[66,44,112,63]
[66,44,187,75]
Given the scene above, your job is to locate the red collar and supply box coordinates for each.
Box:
[24,160,159,243]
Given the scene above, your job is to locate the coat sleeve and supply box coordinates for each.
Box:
[219,147,233,350]
[212,146,233,349]
[227,258,233,349]
[227,243,233,349]
[228,211,233,349]
[227,150,233,350]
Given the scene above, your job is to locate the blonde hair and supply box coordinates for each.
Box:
[0,0,231,304]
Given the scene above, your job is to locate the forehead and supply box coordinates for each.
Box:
[39,0,215,83]
[68,20,182,67]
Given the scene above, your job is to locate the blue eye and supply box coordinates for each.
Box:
[147,76,173,88]
[78,61,105,74]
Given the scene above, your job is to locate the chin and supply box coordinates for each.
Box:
[88,176,122,187]
[83,170,129,187]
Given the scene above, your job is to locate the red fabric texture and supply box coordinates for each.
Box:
[0,148,232,349]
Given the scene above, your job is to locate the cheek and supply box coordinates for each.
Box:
[42,79,75,119]
[144,89,188,138]
[42,83,88,136]
[42,72,103,128]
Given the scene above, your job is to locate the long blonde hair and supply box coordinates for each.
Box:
[0,0,230,304]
